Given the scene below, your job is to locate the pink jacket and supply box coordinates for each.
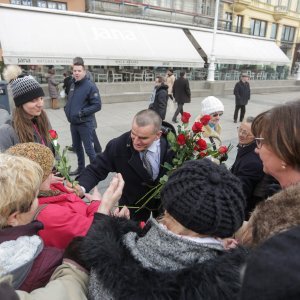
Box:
[37,183,100,249]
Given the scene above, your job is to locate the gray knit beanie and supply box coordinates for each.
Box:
[161,159,245,238]
[3,65,44,107]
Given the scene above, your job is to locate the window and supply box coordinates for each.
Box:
[281,25,295,42]
[250,19,267,37]
[270,23,278,39]
[11,0,32,5]
[57,3,67,10]
[236,15,243,33]
[48,1,57,9]
[37,0,47,8]
[224,12,232,31]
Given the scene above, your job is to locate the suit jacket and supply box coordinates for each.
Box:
[78,131,174,221]
[172,77,191,104]
[233,80,250,106]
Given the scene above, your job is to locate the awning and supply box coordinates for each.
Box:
[190,29,290,65]
[0,5,203,67]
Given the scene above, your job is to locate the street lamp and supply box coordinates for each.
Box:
[207,0,220,82]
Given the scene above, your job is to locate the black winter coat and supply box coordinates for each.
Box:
[149,84,168,120]
[77,131,174,221]
[64,76,101,124]
[230,142,264,218]
[81,214,248,300]
[172,77,191,104]
[234,80,250,106]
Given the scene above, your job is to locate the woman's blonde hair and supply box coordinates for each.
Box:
[0,153,43,228]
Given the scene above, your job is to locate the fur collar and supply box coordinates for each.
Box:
[82,214,248,300]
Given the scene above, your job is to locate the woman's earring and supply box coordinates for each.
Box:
[281,162,287,169]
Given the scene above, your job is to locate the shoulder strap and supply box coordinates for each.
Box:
[33,204,48,220]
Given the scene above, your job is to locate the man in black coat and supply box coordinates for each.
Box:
[230,117,264,219]
[172,71,191,123]
[76,109,174,221]
[233,73,250,123]
[148,76,168,120]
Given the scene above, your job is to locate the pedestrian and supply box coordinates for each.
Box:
[0,65,52,152]
[172,71,191,123]
[76,109,174,221]
[230,116,265,219]
[148,75,168,120]
[165,69,175,101]
[233,73,250,123]
[66,57,102,155]
[64,57,101,176]
[47,68,60,109]
[62,71,72,96]
[81,159,247,300]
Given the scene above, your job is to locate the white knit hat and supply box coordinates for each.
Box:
[201,96,224,115]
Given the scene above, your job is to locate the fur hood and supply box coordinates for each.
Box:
[81,214,248,300]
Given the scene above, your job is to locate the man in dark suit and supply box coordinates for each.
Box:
[76,109,174,221]
[233,73,250,123]
[172,71,191,123]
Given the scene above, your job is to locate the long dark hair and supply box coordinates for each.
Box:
[13,107,51,145]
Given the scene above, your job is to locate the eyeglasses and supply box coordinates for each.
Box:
[255,137,265,149]
[211,112,223,117]
[237,127,253,138]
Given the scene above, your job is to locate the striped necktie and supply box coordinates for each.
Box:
[142,150,153,178]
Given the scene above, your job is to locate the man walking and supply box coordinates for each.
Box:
[64,57,101,176]
[165,69,175,101]
[76,109,174,221]
[172,71,191,123]
[233,73,250,123]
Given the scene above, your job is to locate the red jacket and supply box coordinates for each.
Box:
[37,183,100,249]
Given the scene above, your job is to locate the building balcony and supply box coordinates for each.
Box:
[231,0,251,13]
[273,5,288,21]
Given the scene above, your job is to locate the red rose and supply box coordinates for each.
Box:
[49,129,58,139]
[192,122,203,133]
[199,151,207,158]
[196,139,207,151]
[200,115,211,126]
[218,145,228,154]
[181,112,191,123]
[177,134,186,145]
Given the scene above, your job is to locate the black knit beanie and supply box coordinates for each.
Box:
[10,75,45,107]
[161,159,245,238]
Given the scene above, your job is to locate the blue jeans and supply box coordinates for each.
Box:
[70,122,96,171]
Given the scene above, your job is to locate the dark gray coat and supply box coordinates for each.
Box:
[234,80,250,106]
[172,77,191,104]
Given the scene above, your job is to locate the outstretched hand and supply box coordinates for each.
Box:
[96,173,125,215]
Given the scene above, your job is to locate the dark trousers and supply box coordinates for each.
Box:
[168,94,174,101]
[70,122,97,171]
[93,129,102,154]
[172,103,184,121]
[234,105,246,122]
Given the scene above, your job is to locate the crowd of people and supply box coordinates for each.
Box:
[0,62,300,299]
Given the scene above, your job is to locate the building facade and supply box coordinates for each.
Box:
[222,0,300,72]
[0,0,85,12]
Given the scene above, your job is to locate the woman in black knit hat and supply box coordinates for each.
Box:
[0,65,51,152]
[80,158,247,300]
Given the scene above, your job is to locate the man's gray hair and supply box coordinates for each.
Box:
[134,109,162,133]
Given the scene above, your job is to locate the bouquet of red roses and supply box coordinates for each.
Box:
[49,129,77,186]
[135,112,232,212]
